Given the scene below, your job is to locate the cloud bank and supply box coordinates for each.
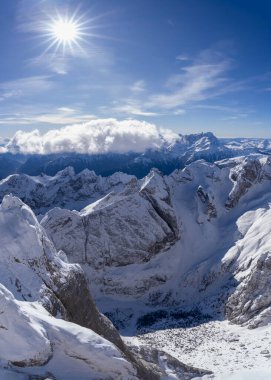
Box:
[4,118,178,155]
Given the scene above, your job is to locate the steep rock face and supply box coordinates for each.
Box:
[181,132,232,165]
[0,195,200,380]
[196,185,217,222]
[140,169,179,239]
[223,208,271,328]
[224,156,271,208]
[0,194,74,316]
[0,195,163,379]
[42,170,180,269]
[0,195,122,342]
[225,157,262,208]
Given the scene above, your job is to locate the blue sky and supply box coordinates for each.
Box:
[0,0,271,138]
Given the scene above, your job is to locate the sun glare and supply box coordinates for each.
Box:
[41,10,91,54]
[51,19,79,43]
[35,8,107,56]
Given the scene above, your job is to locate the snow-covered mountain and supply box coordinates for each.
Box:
[0,194,210,379]
[0,194,136,378]
[0,167,134,215]
[1,154,271,326]
[3,152,271,377]
[0,132,271,179]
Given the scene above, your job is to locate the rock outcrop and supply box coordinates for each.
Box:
[223,207,271,328]
[42,170,180,269]
[0,167,134,214]
[0,195,202,380]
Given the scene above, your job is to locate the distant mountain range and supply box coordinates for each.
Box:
[0,132,270,179]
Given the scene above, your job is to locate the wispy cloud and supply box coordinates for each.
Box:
[105,49,243,117]
[0,107,96,127]
[25,54,69,75]
[176,54,191,62]
[130,80,146,94]
[221,113,248,121]
[148,61,229,109]
[191,103,255,124]
[192,104,242,113]
[103,99,159,117]
[173,109,186,115]
[0,76,53,101]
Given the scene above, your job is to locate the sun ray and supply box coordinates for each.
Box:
[39,8,92,55]
[25,6,115,59]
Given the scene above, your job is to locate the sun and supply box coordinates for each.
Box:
[46,15,85,53]
[51,19,79,44]
[41,11,90,54]
[32,7,108,57]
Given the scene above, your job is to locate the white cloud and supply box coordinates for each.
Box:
[5,118,178,155]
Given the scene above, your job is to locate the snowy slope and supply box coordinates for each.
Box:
[3,153,271,375]
[0,195,140,378]
[0,195,208,380]
[0,194,79,310]
[0,284,139,380]
[31,155,271,330]
[0,156,270,300]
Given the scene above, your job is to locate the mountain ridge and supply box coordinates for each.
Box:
[0,132,270,179]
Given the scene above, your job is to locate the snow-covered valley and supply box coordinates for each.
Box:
[1,153,271,379]
[127,319,271,379]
